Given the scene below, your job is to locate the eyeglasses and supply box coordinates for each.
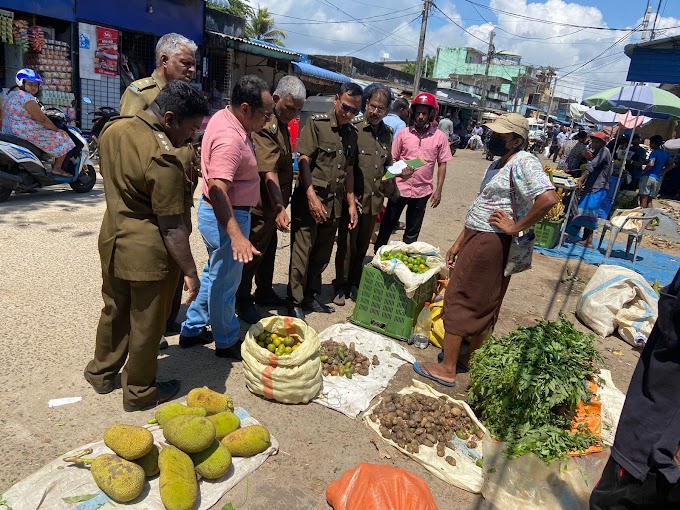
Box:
[340,102,361,116]
[366,103,387,114]
[254,107,272,119]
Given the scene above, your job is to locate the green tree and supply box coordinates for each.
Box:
[402,55,435,78]
[245,6,287,46]
[207,0,254,20]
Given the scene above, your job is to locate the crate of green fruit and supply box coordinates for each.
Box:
[351,265,436,341]
[533,219,562,249]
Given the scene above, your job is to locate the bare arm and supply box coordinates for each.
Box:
[446,229,466,265]
[24,101,60,131]
[264,171,290,231]
[345,165,358,230]
[489,190,559,235]
[298,155,326,223]
[158,214,200,303]
[431,161,447,208]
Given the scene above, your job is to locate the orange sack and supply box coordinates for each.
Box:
[326,463,439,510]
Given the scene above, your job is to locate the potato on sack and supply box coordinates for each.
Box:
[372,241,446,298]
[242,316,322,404]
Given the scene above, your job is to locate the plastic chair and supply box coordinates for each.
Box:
[597,208,660,263]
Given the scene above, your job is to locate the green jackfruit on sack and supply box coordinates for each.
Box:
[164,415,216,453]
[186,387,234,415]
[159,446,198,510]
[207,411,240,440]
[155,402,206,428]
[103,424,153,460]
[221,425,270,457]
[91,454,145,503]
[190,440,232,479]
[134,444,160,477]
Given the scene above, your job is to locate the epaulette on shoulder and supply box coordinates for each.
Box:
[385,124,394,133]
[352,114,364,124]
[311,113,329,120]
[129,77,156,93]
[154,131,173,153]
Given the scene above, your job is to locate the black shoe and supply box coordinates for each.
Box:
[165,321,182,334]
[123,379,181,412]
[83,369,114,395]
[350,286,359,301]
[179,328,214,348]
[302,298,335,314]
[159,336,169,350]
[236,302,261,325]
[215,343,243,361]
[253,289,286,306]
[289,305,306,321]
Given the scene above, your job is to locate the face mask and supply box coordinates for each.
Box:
[488,135,511,156]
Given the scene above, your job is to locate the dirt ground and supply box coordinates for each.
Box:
[1,146,672,508]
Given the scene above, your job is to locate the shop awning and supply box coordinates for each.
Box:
[3,0,75,21]
[292,62,351,84]
[207,31,301,61]
[624,36,680,84]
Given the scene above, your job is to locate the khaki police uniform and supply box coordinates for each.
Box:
[84,110,188,407]
[236,113,293,305]
[119,69,197,326]
[334,116,393,293]
[288,109,357,306]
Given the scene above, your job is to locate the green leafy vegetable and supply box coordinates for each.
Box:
[468,316,601,463]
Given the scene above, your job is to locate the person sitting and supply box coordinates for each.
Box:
[1,69,75,177]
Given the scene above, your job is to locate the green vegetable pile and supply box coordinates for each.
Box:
[468,316,601,463]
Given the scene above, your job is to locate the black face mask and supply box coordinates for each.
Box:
[488,135,512,156]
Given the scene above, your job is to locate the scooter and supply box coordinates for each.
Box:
[0,104,96,202]
[449,134,461,156]
[87,97,119,161]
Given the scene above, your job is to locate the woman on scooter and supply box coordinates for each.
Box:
[2,69,75,177]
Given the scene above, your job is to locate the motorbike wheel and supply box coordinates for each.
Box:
[0,186,12,203]
[70,165,97,193]
[88,139,99,161]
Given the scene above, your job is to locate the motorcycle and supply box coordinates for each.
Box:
[528,133,547,154]
[86,98,119,161]
[449,134,461,156]
[0,104,96,202]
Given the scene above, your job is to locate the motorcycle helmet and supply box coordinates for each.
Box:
[409,92,439,123]
[16,68,43,88]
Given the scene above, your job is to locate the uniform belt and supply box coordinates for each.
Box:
[202,195,251,211]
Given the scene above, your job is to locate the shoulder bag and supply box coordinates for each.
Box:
[504,167,536,277]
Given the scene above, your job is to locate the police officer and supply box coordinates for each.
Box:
[288,82,362,320]
[235,76,306,324]
[333,83,393,305]
[84,82,209,411]
[119,33,200,342]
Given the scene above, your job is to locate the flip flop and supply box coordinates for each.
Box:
[436,351,470,373]
[413,361,456,388]
[51,169,71,178]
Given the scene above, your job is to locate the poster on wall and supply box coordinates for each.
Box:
[95,26,119,77]
[78,23,99,80]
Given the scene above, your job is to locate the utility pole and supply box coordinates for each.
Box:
[641,1,652,41]
[544,73,557,132]
[479,31,495,120]
[413,0,431,95]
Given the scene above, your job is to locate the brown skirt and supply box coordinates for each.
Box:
[443,228,512,338]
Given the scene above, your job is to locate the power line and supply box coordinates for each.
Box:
[347,15,423,56]
[271,8,421,25]
[432,3,490,45]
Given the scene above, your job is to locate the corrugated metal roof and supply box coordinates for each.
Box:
[292,62,351,84]
[207,31,301,58]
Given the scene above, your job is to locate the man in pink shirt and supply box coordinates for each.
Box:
[180,75,273,360]
[374,93,452,249]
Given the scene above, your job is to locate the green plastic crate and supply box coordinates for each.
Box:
[533,219,562,249]
[351,265,436,341]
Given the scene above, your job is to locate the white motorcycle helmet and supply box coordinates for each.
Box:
[16,68,43,88]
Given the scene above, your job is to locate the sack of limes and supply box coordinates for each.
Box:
[242,316,322,404]
[371,241,446,298]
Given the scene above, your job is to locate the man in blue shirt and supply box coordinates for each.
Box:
[383,97,408,137]
[640,134,673,211]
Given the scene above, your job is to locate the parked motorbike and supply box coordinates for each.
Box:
[0,105,96,202]
[87,98,119,161]
[449,134,461,156]
[528,133,547,154]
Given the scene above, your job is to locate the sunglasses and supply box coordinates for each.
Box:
[340,102,361,116]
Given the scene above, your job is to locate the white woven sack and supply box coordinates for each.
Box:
[242,316,322,404]
[371,241,446,298]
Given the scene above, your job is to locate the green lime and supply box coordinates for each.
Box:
[267,343,276,352]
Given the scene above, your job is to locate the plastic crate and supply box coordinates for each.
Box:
[533,219,562,249]
[351,265,436,341]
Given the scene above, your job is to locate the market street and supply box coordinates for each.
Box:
[0,148,643,508]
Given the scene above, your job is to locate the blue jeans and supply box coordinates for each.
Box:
[181,200,251,348]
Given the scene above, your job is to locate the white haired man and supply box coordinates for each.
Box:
[235,76,306,324]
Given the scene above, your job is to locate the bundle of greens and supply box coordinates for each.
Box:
[468,316,601,463]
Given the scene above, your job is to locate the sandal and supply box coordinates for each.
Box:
[51,168,71,178]
[413,361,456,387]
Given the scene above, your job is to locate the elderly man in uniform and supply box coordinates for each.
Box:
[84,82,209,411]
[288,82,362,320]
[119,33,199,345]
[179,75,273,360]
[333,83,393,305]
[235,76,306,324]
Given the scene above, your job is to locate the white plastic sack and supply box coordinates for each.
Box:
[313,323,415,418]
[598,369,625,447]
[371,242,446,298]
[543,146,551,158]
[242,316,322,404]
[364,380,487,494]
[1,407,277,510]
[577,265,658,344]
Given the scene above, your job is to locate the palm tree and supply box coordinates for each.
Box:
[246,6,287,46]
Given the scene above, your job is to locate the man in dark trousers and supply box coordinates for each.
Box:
[590,267,680,508]
[84,82,209,411]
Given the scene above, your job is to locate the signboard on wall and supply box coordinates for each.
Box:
[78,23,99,81]
[95,27,118,77]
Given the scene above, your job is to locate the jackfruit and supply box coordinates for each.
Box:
[207,411,240,440]
[133,444,160,477]
[163,415,216,453]
[221,425,270,457]
[155,402,206,428]
[103,424,153,460]
[186,387,234,415]
[159,445,198,510]
[91,454,145,503]
[190,440,232,479]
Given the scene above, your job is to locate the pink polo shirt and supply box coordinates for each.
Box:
[392,123,452,198]
[200,107,260,207]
